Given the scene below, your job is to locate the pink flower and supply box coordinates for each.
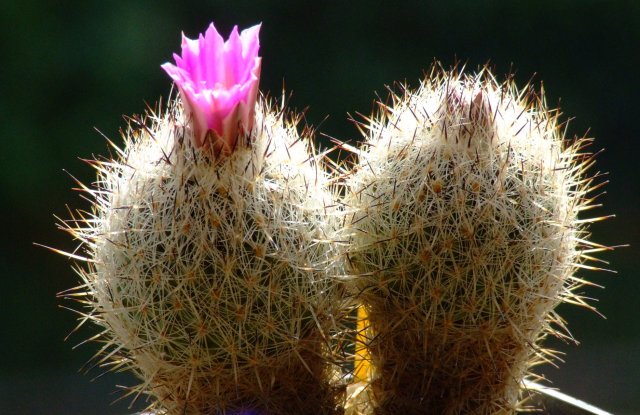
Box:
[161,23,261,153]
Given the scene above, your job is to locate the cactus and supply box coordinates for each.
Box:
[344,64,609,414]
[58,23,348,415]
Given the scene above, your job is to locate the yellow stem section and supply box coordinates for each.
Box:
[354,305,371,382]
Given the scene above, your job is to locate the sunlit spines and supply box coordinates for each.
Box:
[59,85,350,414]
[343,63,611,414]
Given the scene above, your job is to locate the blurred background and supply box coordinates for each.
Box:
[1,0,638,413]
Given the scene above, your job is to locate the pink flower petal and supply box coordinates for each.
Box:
[161,22,261,153]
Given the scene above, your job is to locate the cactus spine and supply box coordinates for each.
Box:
[344,65,607,414]
[61,95,348,414]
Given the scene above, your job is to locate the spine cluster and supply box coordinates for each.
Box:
[63,96,348,415]
[343,66,605,414]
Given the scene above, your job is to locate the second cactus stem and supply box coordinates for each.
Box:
[344,65,605,414]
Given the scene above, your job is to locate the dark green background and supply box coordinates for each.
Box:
[2,1,638,413]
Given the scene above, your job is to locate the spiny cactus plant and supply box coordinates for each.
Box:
[58,23,348,415]
[344,64,610,414]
